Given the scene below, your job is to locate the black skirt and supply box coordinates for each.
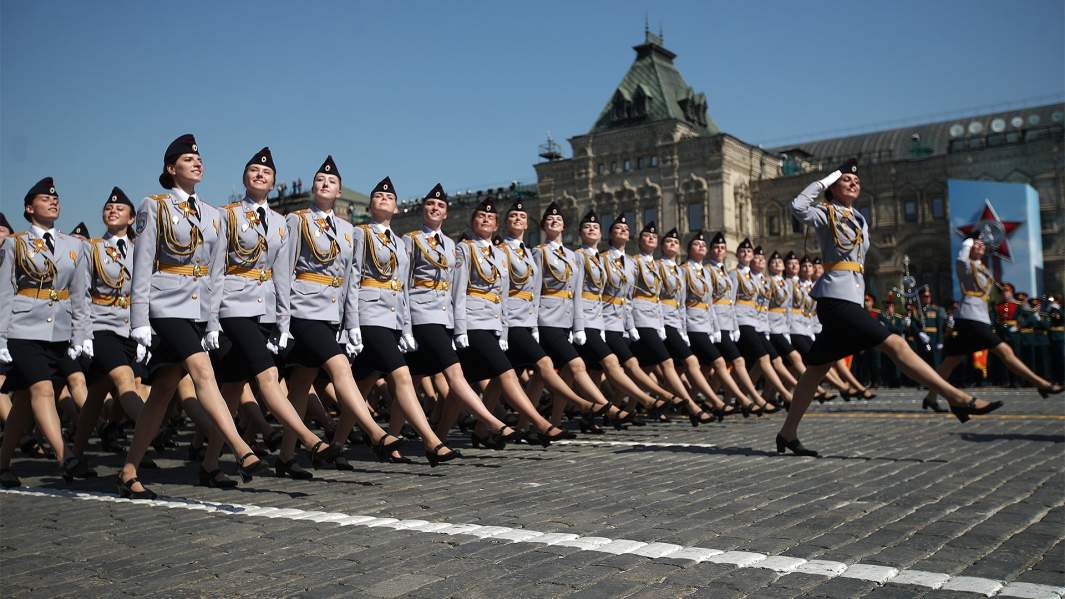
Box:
[714,334,742,362]
[1,339,69,391]
[407,324,459,376]
[689,331,722,365]
[632,327,671,367]
[148,318,207,374]
[604,330,635,362]
[458,329,514,381]
[664,326,693,361]
[352,325,407,380]
[944,319,1002,356]
[770,333,795,357]
[219,318,277,383]
[576,328,614,367]
[506,326,547,369]
[90,331,138,381]
[538,326,579,365]
[805,298,892,366]
[737,325,771,361]
[790,333,813,357]
[289,317,343,369]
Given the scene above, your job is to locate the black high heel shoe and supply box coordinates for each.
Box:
[425,443,460,467]
[493,426,517,447]
[539,425,573,447]
[775,433,819,457]
[310,441,342,469]
[579,414,605,434]
[275,458,314,480]
[922,396,948,413]
[265,429,284,452]
[949,398,1003,423]
[372,435,402,462]
[237,452,267,483]
[99,422,127,453]
[1,468,21,488]
[688,410,712,427]
[62,456,97,483]
[1038,383,1064,398]
[470,431,500,450]
[117,475,157,500]
[839,389,853,402]
[198,466,238,489]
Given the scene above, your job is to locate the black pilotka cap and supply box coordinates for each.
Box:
[737,237,753,250]
[687,229,707,248]
[753,245,765,256]
[825,157,858,200]
[371,176,395,196]
[507,198,526,214]
[246,147,275,171]
[474,197,496,214]
[424,183,447,205]
[579,209,598,226]
[0,212,11,232]
[769,250,782,261]
[800,255,813,265]
[72,222,90,238]
[710,231,726,245]
[641,221,657,235]
[24,177,57,205]
[663,227,680,241]
[784,251,798,261]
[164,133,198,164]
[106,186,134,209]
[316,155,341,181]
[540,201,562,226]
[610,214,628,228]
[813,257,823,265]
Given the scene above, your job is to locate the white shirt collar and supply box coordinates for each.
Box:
[31,224,57,238]
[243,194,269,208]
[170,187,197,203]
[503,235,524,249]
[738,264,750,274]
[421,224,442,236]
[546,239,563,251]
[472,236,492,248]
[310,204,335,218]
[106,233,129,244]
[608,246,625,257]
[580,245,598,255]
[661,256,676,265]
[370,222,391,235]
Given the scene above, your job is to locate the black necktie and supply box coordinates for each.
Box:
[187,196,198,218]
[44,232,55,253]
[117,239,127,259]
[257,207,266,229]
[435,233,442,247]
[326,216,336,235]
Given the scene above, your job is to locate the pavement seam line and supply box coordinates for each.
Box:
[3,487,1062,598]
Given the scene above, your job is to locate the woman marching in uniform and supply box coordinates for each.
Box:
[400,185,515,450]
[731,240,792,406]
[778,159,1003,455]
[0,177,92,487]
[921,234,1062,405]
[274,159,406,469]
[453,198,571,445]
[335,176,457,466]
[120,134,268,498]
[209,148,341,483]
[758,250,799,392]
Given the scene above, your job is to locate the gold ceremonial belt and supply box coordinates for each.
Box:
[1020,328,1034,333]
[17,288,70,301]
[1004,319,1018,325]
[769,307,787,313]
[923,327,937,333]
[633,292,659,303]
[508,290,533,301]
[791,308,803,316]
[1051,326,1064,332]
[296,272,344,287]
[543,289,574,300]
[468,289,501,303]
[157,262,208,278]
[660,298,679,308]
[714,299,733,305]
[736,299,757,307]
[964,290,988,299]
[602,295,626,306]
[360,277,400,291]
[226,265,272,282]
[414,278,449,291]
[581,291,602,302]
[686,301,709,310]
[824,261,864,274]
[91,294,130,308]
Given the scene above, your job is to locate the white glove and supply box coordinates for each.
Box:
[345,339,363,357]
[711,331,722,343]
[347,328,362,348]
[0,343,11,365]
[784,334,791,344]
[572,330,587,346]
[817,169,843,192]
[498,336,509,352]
[1009,326,1018,333]
[531,328,540,343]
[201,330,221,351]
[764,332,770,341]
[936,343,943,350]
[731,330,740,342]
[903,317,912,327]
[600,330,606,342]
[267,331,294,355]
[136,343,150,364]
[918,332,931,344]
[454,334,470,349]
[679,332,690,345]
[657,328,667,340]
[80,339,95,359]
[67,344,81,360]
[567,331,573,344]
[628,328,640,341]
[131,326,152,347]
[398,332,417,353]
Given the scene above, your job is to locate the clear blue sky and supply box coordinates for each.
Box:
[2,0,1062,233]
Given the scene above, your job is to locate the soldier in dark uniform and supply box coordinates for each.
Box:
[878,300,904,387]
[1018,297,1050,380]
[921,289,946,368]
[992,283,1022,386]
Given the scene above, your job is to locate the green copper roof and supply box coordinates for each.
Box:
[590,31,718,135]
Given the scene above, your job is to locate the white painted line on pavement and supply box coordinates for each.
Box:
[3,487,1063,598]
[553,440,718,449]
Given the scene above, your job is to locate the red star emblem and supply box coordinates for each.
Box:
[956,199,1022,261]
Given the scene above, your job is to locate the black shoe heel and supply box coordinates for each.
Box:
[237,452,266,483]
[117,475,157,500]
[372,435,402,462]
[310,441,342,469]
[425,443,460,467]
[1,468,21,488]
[198,466,238,489]
[922,397,948,413]
[275,458,314,480]
[1038,384,1063,399]
[62,456,97,483]
[950,398,1003,423]
[775,433,819,457]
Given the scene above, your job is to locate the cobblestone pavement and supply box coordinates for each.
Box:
[1,388,1063,598]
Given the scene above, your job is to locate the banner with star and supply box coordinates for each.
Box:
[948,179,1044,299]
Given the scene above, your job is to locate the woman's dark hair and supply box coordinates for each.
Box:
[159,170,175,189]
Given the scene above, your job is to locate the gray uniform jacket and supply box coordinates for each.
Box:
[86,233,134,337]
[132,190,222,331]
[600,247,636,333]
[215,197,288,323]
[658,258,686,331]
[533,241,584,332]
[955,245,993,324]
[453,237,508,337]
[683,261,717,335]
[0,228,91,345]
[501,236,540,329]
[403,226,457,328]
[730,266,761,328]
[788,277,810,337]
[791,181,869,305]
[631,253,664,330]
[752,272,771,333]
[708,260,737,332]
[576,246,606,331]
[344,222,411,336]
[274,206,353,331]
[767,274,791,335]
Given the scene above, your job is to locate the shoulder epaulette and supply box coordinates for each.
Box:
[223,202,240,209]
[150,193,170,201]
[403,231,417,239]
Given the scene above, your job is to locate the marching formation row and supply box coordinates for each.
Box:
[0,135,1060,498]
